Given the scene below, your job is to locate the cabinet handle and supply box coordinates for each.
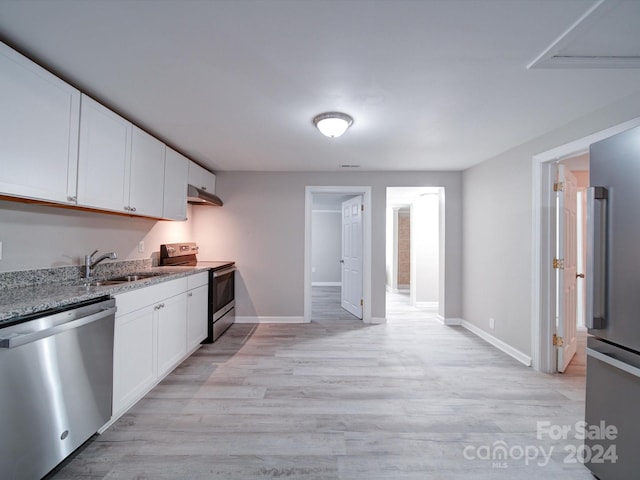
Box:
[124,206,130,211]
[201,186,206,191]
[131,207,137,212]
[67,196,77,203]
[188,292,193,297]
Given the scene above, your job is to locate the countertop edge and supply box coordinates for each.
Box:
[0,265,232,325]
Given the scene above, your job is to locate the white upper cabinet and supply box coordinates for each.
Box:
[0,42,80,204]
[77,94,132,212]
[130,126,165,218]
[188,161,216,193]
[78,95,167,218]
[163,148,189,221]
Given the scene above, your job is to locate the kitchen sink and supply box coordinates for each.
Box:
[83,272,168,287]
[108,274,159,282]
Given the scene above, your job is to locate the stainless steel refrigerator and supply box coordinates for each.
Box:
[585,125,640,479]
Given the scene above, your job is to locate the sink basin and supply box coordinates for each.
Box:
[83,272,168,287]
[83,279,126,287]
[108,274,158,282]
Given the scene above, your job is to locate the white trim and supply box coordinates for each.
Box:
[305,186,372,323]
[436,315,462,326]
[367,317,387,324]
[531,116,640,372]
[386,285,409,293]
[312,281,341,287]
[460,320,532,367]
[415,301,439,311]
[235,316,308,324]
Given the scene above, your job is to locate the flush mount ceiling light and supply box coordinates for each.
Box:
[313,112,354,138]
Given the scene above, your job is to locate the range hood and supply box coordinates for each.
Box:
[187,184,223,206]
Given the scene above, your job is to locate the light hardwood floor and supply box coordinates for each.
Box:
[48,287,591,479]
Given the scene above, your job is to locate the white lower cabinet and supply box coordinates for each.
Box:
[112,277,191,418]
[187,279,209,350]
[112,305,156,416]
[156,292,188,378]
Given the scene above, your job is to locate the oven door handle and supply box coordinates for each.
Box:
[213,266,236,278]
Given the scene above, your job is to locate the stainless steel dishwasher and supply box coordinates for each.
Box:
[0,297,116,480]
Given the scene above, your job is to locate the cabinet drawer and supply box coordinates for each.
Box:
[187,271,209,290]
[114,277,187,316]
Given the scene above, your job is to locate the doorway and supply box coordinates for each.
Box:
[304,186,372,323]
[386,187,442,316]
[554,154,589,374]
[532,117,640,373]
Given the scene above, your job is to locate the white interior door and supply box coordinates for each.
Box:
[341,195,363,318]
[556,164,578,372]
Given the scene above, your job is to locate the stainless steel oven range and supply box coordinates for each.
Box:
[159,242,235,342]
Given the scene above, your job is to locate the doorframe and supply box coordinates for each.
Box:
[304,186,372,323]
[531,117,640,372]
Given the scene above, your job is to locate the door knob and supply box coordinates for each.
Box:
[340,260,345,264]
[576,273,585,278]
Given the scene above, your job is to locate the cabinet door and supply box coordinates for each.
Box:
[187,161,204,189]
[113,306,156,415]
[202,169,216,194]
[163,148,188,220]
[0,42,80,204]
[156,293,188,377]
[130,126,165,218]
[187,284,209,350]
[77,94,131,212]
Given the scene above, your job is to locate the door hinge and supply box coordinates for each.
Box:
[552,258,564,269]
[360,299,363,306]
[553,182,564,192]
[361,204,364,212]
[553,334,564,347]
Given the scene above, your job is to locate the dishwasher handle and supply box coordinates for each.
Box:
[0,304,117,349]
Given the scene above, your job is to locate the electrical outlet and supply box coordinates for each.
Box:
[489,318,495,330]
[138,241,145,253]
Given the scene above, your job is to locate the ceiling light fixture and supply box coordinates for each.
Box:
[313,112,354,138]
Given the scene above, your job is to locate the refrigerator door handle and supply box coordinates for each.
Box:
[586,347,640,379]
[586,186,608,329]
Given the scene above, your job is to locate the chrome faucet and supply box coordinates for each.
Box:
[84,250,117,279]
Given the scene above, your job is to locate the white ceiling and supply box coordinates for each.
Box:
[1,0,639,172]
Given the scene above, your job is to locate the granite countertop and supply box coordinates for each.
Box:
[0,264,211,325]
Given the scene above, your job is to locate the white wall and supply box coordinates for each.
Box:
[0,199,194,271]
[311,210,341,284]
[413,193,439,305]
[192,171,462,320]
[463,91,640,357]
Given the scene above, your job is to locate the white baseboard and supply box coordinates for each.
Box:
[415,301,438,311]
[366,317,387,324]
[436,315,462,326]
[386,286,410,294]
[235,316,308,324]
[460,319,532,367]
[312,282,342,287]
